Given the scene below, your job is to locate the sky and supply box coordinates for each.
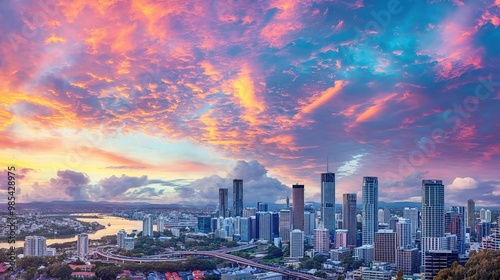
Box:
[1,0,499,206]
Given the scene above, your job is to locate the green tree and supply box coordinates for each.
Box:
[53,264,73,280]
[95,265,123,280]
[396,269,404,280]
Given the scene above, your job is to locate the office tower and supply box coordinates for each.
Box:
[314,226,330,253]
[290,229,304,258]
[234,216,241,235]
[24,236,46,257]
[117,229,127,248]
[243,207,256,217]
[142,214,153,237]
[424,250,458,280]
[271,212,280,238]
[257,212,272,241]
[257,202,268,212]
[480,208,485,220]
[485,209,491,222]
[403,207,419,240]
[157,215,164,233]
[233,179,244,217]
[304,211,315,236]
[198,216,211,233]
[343,193,357,247]
[445,208,465,254]
[421,180,445,240]
[378,209,385,225]
[321,172,336,235]
[467,199,475,235]
[240,217,252,242]
[219,188,229,218]
[356,214,362,223]
[396,219,412,248]
[279,209,292,242]
[336,213,343,230]
[374,230,396,264]
[77,233,89,256]
[481,227,500,251]
[335,229,348,248]
[292,184,305,230]
[211,218,218,232]
[478,221,491,241]
[384,205,390,223]
[389,216,399,232]
[362,177,378,245]
[354,245,374,264]
[396,247,420,275]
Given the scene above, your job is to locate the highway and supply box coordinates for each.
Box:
[94,245,320,280]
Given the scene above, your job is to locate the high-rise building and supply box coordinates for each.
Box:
[240,217,252,242]
[124,237,135,250]
[374,229,396,264]
[157,215,164,233]
[257,212,272,241]
[290,229,304,258]
[304,211,315,236]
[343,193,357,247]
[485,209,492,222]
[467,199,475,235]
[423,250,458,280]
[403,207,419,240]
[198,216,211,233]
[233,179,244,217]
[445,207,465,254]
[378,209,385,226]
[314,226,330,253]
[396,219,412,249]
[257,202,268,212]
[321,172,336,235]
[292,184,305,231]
[24,236,46,257]
[480,208,486,220]
[396,247,420,276]
[219,188,229,218]
[354,245,374,264]
[243,207,257,217]
[142,214,153,237]
[421,180,445,239]
[77,233,89,256]
[335,229,348,248]
[279,209,291,242]
[117,229,127,248]
[362,177,378,245]
[478,221,491,241]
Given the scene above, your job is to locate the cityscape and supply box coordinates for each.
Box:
[1,176,500,279]
[1,0,500,279]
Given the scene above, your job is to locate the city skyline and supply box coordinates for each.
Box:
[1,0,499,206]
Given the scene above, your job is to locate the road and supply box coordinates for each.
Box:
[94,244,320,280]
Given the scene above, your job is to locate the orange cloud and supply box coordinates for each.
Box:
[295,80,346,119]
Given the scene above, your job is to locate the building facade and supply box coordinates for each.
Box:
[233,179,244,217]
[292,184,305,231]
[362,177,378,245]
[343,193,357,247]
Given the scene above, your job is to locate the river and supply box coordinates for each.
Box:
[0,213,142,250]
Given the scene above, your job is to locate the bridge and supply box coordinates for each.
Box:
[94,245,320,280]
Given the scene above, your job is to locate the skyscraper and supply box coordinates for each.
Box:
[257,212,272,241]
[290,229,304,258]
[421,180,445,239]
[24,236,46,257]
[233,179,244,217]
[304,211,315,236]
[157,215,164,233]
[279,209,291,242]
[343,193,357,247]
[142,214,153,237]
[467,199,475,235]
[396,219,412,249]
[403,207,419,240]
[362,177,378,245]
[292,184,305,231]
[117,229,127,248]
[77,233,89,256]
[219,188,229,218]
[314,226,330,253]
[321,172,335,235]
[445,207,465,254]
[374,229,396,264]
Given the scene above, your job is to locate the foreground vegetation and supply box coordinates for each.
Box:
[435,250,500,280]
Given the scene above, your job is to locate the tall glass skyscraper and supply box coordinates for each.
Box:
[421,180,445,239]
[321,172,336,235]
[292,184,305,231]
[362,177,378,245]
[467,199,475,235]
[343,193,357,247]
[233,179,243,217]
[219,188,228,218]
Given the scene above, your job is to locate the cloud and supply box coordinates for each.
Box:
[98,174,149,198]
[176,160,289,204]
[49,170,92,200]
[448,177,478,190]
